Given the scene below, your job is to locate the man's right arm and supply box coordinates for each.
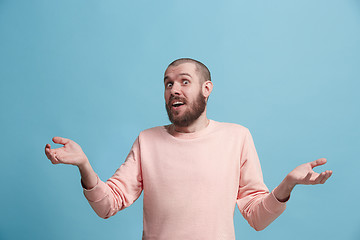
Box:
[45,136,143,219]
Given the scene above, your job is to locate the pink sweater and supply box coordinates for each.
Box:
[83,120,286,239]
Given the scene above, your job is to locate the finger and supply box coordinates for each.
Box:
[310,158,327,168]
[50,158,60,164]
[45,151,56,163]
[304,171,312,183]
[45,148,59,164]
[45,147,52,159]
[313,172,326,184]
[45,144,51,156]
[52,136,71,145]
[320,170,333,184]
[319,173,328,184]
[50,157,59,164]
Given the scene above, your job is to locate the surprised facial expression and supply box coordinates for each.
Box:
[164,63,207,127]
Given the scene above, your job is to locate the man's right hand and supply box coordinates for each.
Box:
[45,137,88,167]
[45,137,98,189]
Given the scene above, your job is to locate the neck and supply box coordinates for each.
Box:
[172,110,209,133]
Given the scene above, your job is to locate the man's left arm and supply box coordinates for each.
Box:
[237,129,333,231]
[273,158,333,202]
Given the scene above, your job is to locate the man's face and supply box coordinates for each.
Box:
[164,63,207,127]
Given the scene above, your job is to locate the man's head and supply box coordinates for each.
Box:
[164,58,213,127]
[167,58,211,84]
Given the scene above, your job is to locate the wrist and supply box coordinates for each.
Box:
[77,157,90,170]
[274,176,296,202]
[77,158,97,189]
[284,175,297,190]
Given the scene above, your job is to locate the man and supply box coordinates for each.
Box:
[45,58,332,240]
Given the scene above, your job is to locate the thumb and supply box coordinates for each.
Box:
[52,136,71,145]
[310,158,327,168]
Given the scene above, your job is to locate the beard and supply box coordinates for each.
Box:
[165,92,207,127]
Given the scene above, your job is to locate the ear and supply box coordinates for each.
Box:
[202,81,213,99]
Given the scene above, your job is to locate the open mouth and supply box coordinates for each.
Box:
[171,101,185,109]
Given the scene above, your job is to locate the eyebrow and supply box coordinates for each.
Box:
[164,73,192,82]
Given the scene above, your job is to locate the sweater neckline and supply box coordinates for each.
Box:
[162,119,216,140]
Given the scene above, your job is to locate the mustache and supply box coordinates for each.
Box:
[168,95,187,104]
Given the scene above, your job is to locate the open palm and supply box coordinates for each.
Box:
[287,158,333,185]
[45,137,88,166]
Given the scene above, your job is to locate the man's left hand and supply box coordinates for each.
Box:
[286,158,333,187]
[274,158,333,202]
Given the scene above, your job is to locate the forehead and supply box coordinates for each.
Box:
[164,62,198,80]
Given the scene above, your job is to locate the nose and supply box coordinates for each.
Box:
[170,82,181,95]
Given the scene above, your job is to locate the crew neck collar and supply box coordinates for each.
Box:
[163,119,216,140]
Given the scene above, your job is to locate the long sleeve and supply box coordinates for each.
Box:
[236,129,286,231]
[80,121,287,239]
[82,137,143,219]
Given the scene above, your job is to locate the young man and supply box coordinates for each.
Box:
[45,58,332,240]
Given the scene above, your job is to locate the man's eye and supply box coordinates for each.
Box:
[183,80,189,84]
[166,82,173,88]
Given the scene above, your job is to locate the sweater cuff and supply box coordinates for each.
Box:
[263,188,287,214]
[82,175,108,202]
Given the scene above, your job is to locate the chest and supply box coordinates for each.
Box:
[140,138,241,190]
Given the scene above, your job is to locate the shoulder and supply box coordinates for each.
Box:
[212,120,250,135]
[137,125,168,142]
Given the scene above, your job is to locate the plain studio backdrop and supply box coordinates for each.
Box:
[0,0,359,239]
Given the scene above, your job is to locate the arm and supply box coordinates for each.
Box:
[237,129,287,231]
[45,136,143,219]
[237,130,333,231]
[273,158,333,202]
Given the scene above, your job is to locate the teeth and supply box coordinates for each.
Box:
[172,101,184,107]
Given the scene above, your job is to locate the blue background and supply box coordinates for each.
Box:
[0,0,359,239]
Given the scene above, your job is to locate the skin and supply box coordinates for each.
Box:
[164,62,213,133]
[45,62,333,201]
[45,137,98,189]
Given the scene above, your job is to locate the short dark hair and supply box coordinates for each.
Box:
[167,58,211,83]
